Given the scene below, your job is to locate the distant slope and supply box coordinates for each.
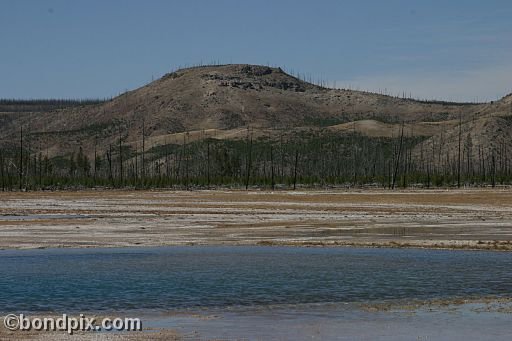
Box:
[0,64,501,159]
[413,115,512,171]
[327,119,460,138]
[0,99,106,113]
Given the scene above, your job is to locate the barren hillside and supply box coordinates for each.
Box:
[0,64,496,158]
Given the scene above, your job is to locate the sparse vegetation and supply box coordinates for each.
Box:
[0,98,108,113]
[1,125,511,191]
[0,64,510,191]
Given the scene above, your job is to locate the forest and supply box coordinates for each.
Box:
[0,122,510,191]
[0,98,108,113]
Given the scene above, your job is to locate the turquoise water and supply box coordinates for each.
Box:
[0,246,511,312]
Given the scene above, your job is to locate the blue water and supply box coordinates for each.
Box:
[0,246,511,312]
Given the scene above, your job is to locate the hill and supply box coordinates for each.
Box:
[0,64,510,188]
[0,64,488,155]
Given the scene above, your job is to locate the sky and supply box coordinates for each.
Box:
[1,0,511,102]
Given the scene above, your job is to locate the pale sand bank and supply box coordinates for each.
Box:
[0,189,511,250]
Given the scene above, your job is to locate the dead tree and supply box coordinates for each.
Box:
[94,136,97,186]
[457,115,462,188]
[207,139,211,187]
[183,133,189,188]
[107,144,113,185]
[142,119,145,180]
[270,145,275,190]
[392,122,404,190]
[118,126,123,186]
[245,132,253,190]
[492,151,496,188]
[19,126,23,190]
[293,149,299,190]
[0,149,4,191]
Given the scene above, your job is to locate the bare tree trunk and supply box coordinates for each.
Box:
[119,126,123,186]
[134,143,138,184]
[38,152,42,188]
[165,141,170,182]
[426,163,431,189]
[94,137,97,186]
[207,140,210,188]
[245,133,253,190]
[107,144,113,185]
[402,133,409,188]
[392,122,404,190]
[270,145,275,190]
[387,159,392,189]
[280,133,285,181]
[0,149,4,191]
[492,151,496,188]
[183,134,188,189]
[293,149,299,190]
[19,126,23,190]
[457,115,462,188]
[352,122,357,186]
[142,120,145,180]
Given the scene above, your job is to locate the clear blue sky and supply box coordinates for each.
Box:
[1,0,511,101]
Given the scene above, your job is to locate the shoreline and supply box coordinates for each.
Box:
[1,240,512,252]
[3,296,512,340]
[1,189,511,251]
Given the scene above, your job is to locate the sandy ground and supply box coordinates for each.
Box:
[0,189,512,250]
[0,313,180,340]
[0,325,180,341]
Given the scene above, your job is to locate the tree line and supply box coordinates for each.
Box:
[0,98,109,113]
[0,123,511,191]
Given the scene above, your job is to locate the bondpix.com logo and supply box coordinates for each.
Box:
[3,313,142,335]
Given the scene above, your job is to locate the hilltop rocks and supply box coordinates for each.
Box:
[201,66,304,92]
[241,65,273,76]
